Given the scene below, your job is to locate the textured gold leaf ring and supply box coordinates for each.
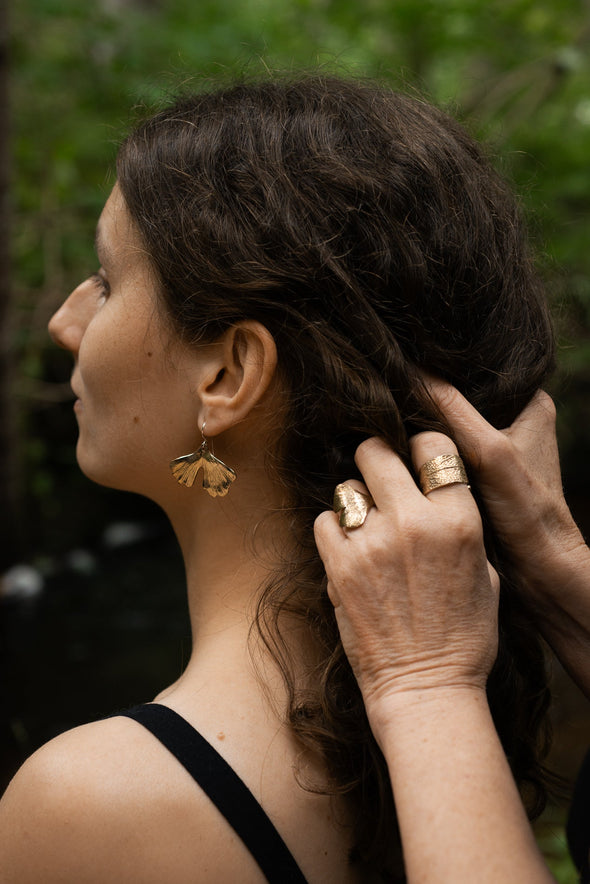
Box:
[333,483,374,529]
[418,454,470,495]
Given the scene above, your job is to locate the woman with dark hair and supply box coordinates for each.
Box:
[0,77,557,882]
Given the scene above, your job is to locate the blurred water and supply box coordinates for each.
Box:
[1,521,189,790]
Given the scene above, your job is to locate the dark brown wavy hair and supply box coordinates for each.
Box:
[117,76,555,881]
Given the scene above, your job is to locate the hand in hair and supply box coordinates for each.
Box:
[314,431,555,884]
[428,380,590,699]
[314,431,498,713]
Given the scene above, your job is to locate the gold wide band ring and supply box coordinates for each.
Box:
[333,483,374,529]
[418,454,470,495]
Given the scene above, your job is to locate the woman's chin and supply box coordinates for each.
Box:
[75,448,168,502]
[75,447,135,493]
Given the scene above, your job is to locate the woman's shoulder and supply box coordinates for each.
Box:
[3,712,144,784]
[0,715,268,884]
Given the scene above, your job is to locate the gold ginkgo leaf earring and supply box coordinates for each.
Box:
[169,422,237,497]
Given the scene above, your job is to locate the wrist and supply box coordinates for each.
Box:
[519,530,590,613]
[499,490,584,593]
[365,680,553,884]
[364,683,490,749]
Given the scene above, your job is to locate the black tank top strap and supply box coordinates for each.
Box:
[119,703,308,884]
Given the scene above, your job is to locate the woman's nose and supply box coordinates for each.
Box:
[48,279,96,353]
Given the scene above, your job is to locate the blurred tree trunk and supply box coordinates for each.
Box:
[0,0,22,570]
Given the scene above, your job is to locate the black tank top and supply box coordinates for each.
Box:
[120,703,308,884]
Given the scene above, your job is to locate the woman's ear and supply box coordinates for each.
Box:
[196,321,278,435]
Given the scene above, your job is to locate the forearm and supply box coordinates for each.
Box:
[523,540,590,698]
[368,689,555,884]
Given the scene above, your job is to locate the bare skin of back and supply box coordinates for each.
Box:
[0,671,367,883]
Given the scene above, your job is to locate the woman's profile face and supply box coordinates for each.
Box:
[48,185,204,499]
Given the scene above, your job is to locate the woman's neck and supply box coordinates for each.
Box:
[161,463,297,695]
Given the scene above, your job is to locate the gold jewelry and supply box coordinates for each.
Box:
[170,423,236,497]
[333,483,374,529]
[418,453,469,495]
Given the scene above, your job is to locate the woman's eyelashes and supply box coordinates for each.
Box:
[91,271,111,300]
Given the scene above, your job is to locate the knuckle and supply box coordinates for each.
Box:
[459,516,484,550]
[313,510,329,535]
[411,431,458,466]
[359,527,400,568]
[537,390,557,425]
[479,429,513,470]
[313,510,339,546]
[355,436,385,462]
[396,510,428,545]
[442,505,483,546]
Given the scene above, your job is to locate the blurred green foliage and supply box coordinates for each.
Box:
[9,0,590,550]
[535,806,580,883]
